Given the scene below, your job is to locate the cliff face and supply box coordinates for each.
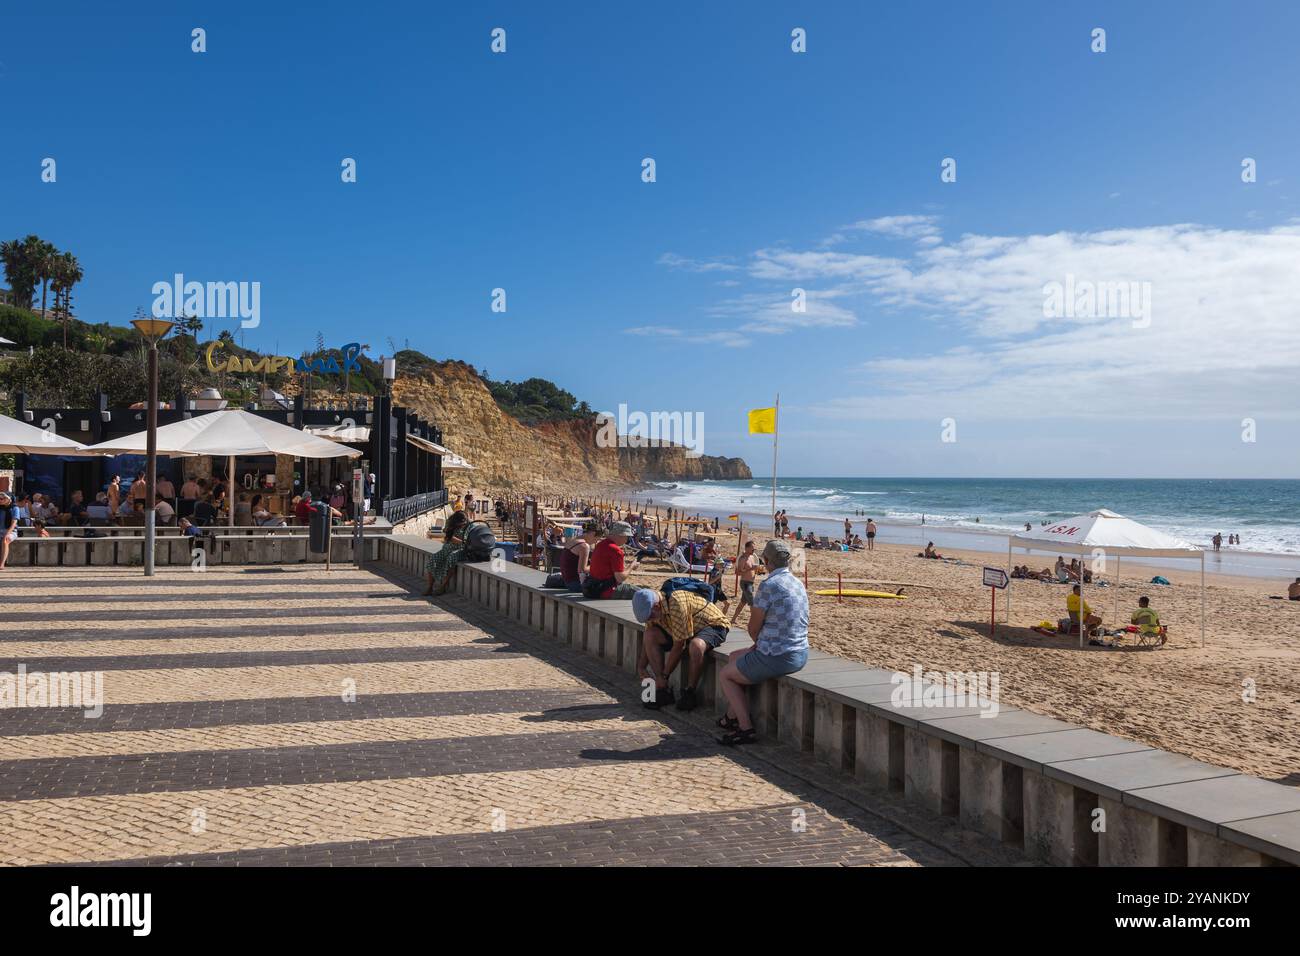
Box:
[392,361,752,490]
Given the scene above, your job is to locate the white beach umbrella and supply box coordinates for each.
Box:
[0,412,93,455]
[1005,509,1205,647]
[84,409,360,528]
[441,452,475,471]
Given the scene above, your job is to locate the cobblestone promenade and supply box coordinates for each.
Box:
[0,566,1013,866]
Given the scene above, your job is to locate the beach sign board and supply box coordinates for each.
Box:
[983,566,1008,636]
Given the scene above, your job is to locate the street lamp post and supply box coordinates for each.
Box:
[132,317,175,576]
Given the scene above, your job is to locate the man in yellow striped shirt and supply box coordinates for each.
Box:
[633,587,730,712]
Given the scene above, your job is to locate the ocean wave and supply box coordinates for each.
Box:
[651,479,1300,556]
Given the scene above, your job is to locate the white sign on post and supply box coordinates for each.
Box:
[982,566,1009,589]
[351,468,364,505]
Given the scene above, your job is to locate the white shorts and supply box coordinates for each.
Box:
[3,530,16,543]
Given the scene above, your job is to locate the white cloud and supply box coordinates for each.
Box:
[796,222,1300,422]
[841,213,942,240]
[707,290,859,334]
[656,252,740,273]
[624,325,750,348]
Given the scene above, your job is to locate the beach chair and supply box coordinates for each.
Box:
[1118,623,1167,648]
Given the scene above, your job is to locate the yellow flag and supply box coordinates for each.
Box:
[748,407,777,434]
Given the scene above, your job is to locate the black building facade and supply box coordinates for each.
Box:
[12,389,447,523]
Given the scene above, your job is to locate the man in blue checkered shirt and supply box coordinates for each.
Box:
[716,539,808,746]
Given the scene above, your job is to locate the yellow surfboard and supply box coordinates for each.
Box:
[813,589,906,599]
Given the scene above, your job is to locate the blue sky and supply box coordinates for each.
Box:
[4,1,1299,478]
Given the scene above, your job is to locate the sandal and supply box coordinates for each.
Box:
[718,727,757,747]
[716,715,739,731]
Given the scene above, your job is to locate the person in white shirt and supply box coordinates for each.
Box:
[154,494,176,524]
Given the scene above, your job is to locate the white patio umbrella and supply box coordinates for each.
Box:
[1006,509,1205,647]
[0,412,93,455]
[83,409,359,529]
[440,452,475,471]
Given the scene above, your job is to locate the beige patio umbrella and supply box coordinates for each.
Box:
[0,412,94,455]
[83,409,359,529]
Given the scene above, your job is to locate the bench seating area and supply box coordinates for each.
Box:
[377,535,1299,867]
[4,525,392,567]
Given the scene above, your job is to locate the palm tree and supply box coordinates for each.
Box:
[50,251,83,348]
[31,238,58,319]
[172,312,203,362]
[1,236,40,308]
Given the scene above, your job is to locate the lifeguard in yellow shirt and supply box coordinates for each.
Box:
[1067,584,1102,632]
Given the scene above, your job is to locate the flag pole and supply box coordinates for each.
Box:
[770,394,780,535]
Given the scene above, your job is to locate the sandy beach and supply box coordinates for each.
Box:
[623,533,1300,784]
[459,482,1300,783]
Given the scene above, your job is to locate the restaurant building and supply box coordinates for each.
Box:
[11,388,450,523]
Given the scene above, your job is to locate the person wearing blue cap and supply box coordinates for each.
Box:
[633,584,730,712]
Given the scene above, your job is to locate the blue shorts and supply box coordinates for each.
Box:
[737,647,808,683]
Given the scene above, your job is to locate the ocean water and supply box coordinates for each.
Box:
[651,477,1300,557]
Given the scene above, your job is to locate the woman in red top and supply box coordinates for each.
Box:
[584,522,638,599]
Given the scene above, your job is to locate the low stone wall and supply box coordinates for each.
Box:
[6,529,388,567]
[376,536,1300,867]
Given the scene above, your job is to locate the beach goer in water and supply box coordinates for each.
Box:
[1288,578,1300,601]
[1213,532,1222,552]
[866,518,877,551]
[731,539,760,625]
[633,584,730,713]
[716,539,809,746]
[423,510,470,595]
[1068,584,1102,633]
[1130,596,1166,646]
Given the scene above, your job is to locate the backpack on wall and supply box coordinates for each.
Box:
[462,522,497,562]
[660,576,717,604]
